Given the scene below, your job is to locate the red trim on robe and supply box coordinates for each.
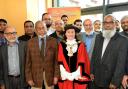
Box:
[77,42,90,75]
[58,42,90,89]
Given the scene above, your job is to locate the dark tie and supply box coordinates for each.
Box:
[41,38,45,57]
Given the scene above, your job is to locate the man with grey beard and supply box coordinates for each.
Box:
[90,14,128,89]
[120,15,128,89]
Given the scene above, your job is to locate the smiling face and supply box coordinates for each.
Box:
[65,28,75,40]
[121,16,128,32]
[55,20,64,32]
[83,19,93,31]
[94,20,101,31]
[4,26,17,42]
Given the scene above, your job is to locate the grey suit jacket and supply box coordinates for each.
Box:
[0,41,27,89]
[91,32,128,88]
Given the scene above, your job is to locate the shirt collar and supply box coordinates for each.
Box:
[38,35,47,41]
[7,39,19,46]
[85,31,94,36]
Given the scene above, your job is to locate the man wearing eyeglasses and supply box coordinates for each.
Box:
[0,26,28,89]
[90,14,128,89]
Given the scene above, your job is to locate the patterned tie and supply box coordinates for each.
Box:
[41,38,45,57]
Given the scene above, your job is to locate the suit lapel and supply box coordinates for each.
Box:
[45,36,50,56]
[2,45,9,75]
[96,35,104,62]
[101,39,113,63]
[35,37,41,54]
[18,43,22,72]
[101,33,119,63]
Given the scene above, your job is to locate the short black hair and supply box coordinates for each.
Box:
[42,13,49,19]
[24,20,34,27]
[61,15,68,19]
[74,19,82,25]
[0,19,7,24]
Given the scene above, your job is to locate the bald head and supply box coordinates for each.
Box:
[83,19,93,31]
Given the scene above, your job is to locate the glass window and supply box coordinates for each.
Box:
[112,11,128,22]
[81,14,103,22]
[109,0,128,4]
[59,0,104,8]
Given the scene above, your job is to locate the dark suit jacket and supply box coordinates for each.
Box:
[120,31,128,75]
[18,32,37,41]
[0,41,27,89]
[25,36,60,87]
[91,32,128,88]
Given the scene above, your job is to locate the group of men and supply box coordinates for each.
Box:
[0,13,128,89]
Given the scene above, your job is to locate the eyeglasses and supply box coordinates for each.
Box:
[4,32,17,35]
[121,21,128,24]
[103,21,115,24]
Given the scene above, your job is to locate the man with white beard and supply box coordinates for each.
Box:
[90,14,128,89]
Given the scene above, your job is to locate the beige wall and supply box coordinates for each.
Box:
[0,0,47,36]
[0,0,27,36]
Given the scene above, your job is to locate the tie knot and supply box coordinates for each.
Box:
[41,38,45,43]
[41,38,44,40]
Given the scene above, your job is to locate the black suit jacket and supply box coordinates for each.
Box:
[91,32,128,88]
[18,33,37,41]
[0,41,27,89]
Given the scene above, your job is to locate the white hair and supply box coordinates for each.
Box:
[121,15,128,22]
[104,14,116,22]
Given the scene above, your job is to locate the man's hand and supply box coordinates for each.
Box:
[109,83,116,89]
[28,80,35,87]
[122,75,128,89]
[53,77,58,85]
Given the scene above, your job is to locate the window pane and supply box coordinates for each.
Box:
[81,14,103,22]
[112,11,128,31]
[59,0,103,8]
[109,0,128,4]
[112,11,128,21]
